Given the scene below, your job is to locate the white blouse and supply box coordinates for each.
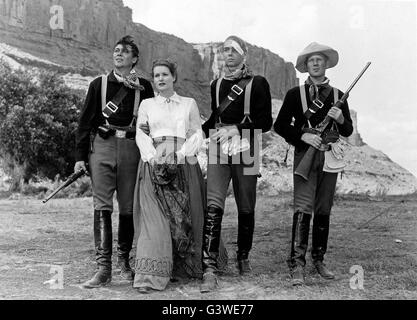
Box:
[135,93,204,162]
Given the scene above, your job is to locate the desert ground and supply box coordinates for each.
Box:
[0,192,416,300]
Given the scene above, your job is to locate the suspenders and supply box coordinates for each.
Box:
[333,86,338,106]
[215,77,254,124]
[299,84,339,128]
[101,75,141,126]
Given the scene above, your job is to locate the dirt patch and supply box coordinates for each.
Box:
[0,194,416,300]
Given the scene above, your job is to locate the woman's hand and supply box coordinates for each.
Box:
[148,157,157,166]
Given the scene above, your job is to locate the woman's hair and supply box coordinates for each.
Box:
[152,59,178,82]
[114,35,139,67]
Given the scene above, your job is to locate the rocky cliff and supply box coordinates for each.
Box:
[193,43,297,102]
[1,0,416,195]
[0,0,297,115]
[260,133,417,196]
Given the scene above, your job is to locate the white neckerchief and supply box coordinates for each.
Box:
[113,70,125,83]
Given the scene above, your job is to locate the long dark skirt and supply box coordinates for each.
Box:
[133,156,228,291]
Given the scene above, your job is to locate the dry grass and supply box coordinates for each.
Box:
[0,193,416,300]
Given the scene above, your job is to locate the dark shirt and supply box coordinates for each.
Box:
[75,71,154,162]
[202,75,272,138]
[273,85,353,150]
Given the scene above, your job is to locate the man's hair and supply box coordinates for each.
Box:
[151,58,178,83]
[114,35,139,67]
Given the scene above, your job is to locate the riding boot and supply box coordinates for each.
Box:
[312,214,335,279]
[83,210,113,288]
[237,211,255,275]
[200,205,223,293]
[117,214,134,281]
[287,212,311,285]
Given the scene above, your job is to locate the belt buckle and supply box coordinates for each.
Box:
[231,84,243,96]
[115,129,126,138]
[312,99,324,109]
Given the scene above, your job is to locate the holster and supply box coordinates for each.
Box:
[97,125,113,140]
[89,132,96,153]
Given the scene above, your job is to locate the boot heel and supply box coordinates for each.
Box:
[82,269,112,288]
[291,265,305,286]
[200,271,218,293]
[87,210,113,288]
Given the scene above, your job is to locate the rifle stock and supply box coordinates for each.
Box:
[42,169,86,203]
[294,146,317,180]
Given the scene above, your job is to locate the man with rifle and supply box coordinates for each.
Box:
[273,42,353,285]
[74,36,154,288]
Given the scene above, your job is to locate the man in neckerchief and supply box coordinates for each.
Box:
[200,35,272,292]
[273,42,353,285]
[74,36,154,288]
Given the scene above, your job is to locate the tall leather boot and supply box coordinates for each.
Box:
[287,212,311,286]
[82,210,113,288]
[312,214,335,279]
[200,205,223,293]
[287,212,299,271]
[117,214,134,281]
[237,212,255,275]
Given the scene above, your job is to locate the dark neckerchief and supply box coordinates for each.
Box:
[305,76,330,101]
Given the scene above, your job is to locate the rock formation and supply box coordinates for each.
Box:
[0,0,298,114]
[259,131,417,196]
[194,43,298,101]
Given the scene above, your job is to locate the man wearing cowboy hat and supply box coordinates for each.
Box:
[200,35,272,292]
[273,42,353,285]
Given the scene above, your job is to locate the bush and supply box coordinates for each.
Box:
[0,64,84,191]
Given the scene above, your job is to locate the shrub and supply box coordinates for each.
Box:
[0,64,83,191]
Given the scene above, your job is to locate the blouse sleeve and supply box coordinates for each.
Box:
[178,98,204,157]
[135,100,157,162]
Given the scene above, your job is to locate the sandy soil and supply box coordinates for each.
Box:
[0,193,416,300]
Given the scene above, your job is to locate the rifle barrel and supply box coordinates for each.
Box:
[42,188,63,203]
[316,62,372,132]
[42,169,86,203]
[345,62,371,94]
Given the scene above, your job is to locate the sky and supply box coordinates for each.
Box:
[123,0,417,177]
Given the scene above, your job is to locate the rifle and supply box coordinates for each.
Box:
[294,62,371,180]
[42,169,87,203]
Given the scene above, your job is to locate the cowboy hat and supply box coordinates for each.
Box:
[295,42,339,73]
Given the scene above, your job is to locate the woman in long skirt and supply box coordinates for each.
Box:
[133,59,227,293]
